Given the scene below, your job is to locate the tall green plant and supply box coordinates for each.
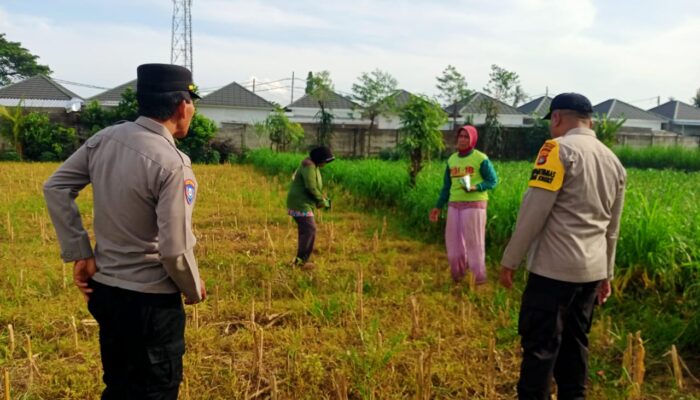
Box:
[594,113,626,147]
[399,95,447,187]
[255,107,305,152]
[308,71,335,147]
[0,100,26,160]
[480,99,504,157]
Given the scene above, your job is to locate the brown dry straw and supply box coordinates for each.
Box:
[7,324,14,358]
[3,368,9,400]
[410,296,420,339]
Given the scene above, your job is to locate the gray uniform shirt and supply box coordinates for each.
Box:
[43,116,202,301]
[501,127,626,283]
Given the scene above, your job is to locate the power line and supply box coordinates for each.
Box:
[53,78,111,90]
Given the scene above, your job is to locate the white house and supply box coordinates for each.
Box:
[286,91,373,155]
[376,89,414,130]
[0,75,83,112]
[517,96,552,118]
[593,99,666,132]
[649,100,700,136]
[444,92,526,128]
[197,82,274,127]
[88,79,136,108]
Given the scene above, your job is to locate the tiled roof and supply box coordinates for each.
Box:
[288,91,358,109]
[88,79,136,104]
[649,100,700,121]
[593,99,665,121]
[518,96,552,116]
[198,81,274,108]
[0,75,82,100]
[445,92,523,116]
[390,89,414,108]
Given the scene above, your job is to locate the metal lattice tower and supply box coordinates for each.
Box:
[170,0,193,73]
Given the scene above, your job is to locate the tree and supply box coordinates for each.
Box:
[351,69,398,157]
[483,64,527,107]
[0,101,27,159]
[594,113,626,148]
[693,88,700,108]
[436,65,472,128]
[480,99,504,157]
[305,71,314,95]
[308,70,335,147]
[255,107,305,152]
[399,95,447,187]
[0,34,52,86]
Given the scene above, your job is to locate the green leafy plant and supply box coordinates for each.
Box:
[255,107,305,152]
[595,113,626,147]
[398,95,447,186]
[308,70,335,147]
[0,100,27,159]
[21,112,77,161]
[176,112,218,163]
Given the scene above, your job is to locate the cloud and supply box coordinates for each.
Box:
[196,0,331,29]
[1,1,699,106]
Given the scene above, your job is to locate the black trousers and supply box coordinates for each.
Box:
[517,273,601,400]
[87,280,186,400]
[293,216,316,263]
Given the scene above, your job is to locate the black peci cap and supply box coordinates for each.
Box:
[543,92,593,119]
[310,146,335,165]
[137,63,201,99]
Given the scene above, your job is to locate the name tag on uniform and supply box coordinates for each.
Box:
[529,140,564,191]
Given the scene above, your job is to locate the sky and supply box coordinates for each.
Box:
[1,0,700,108]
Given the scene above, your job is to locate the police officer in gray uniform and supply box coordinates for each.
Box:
[499,93,626,399]
[44,63,205,399]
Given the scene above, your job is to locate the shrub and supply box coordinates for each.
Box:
[0,149,20,161]
[21,112,78,161]
[176,112,218,163]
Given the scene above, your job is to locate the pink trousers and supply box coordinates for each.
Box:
[445,206,487,283]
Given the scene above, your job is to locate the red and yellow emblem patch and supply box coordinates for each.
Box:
[529,140,564,191]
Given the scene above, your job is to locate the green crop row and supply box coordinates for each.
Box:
[246,149,700,351]
[615,145,700,172]
[246,149,700,290]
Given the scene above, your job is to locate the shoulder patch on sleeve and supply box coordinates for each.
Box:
[184,179,196,205]
[529,140,564,191]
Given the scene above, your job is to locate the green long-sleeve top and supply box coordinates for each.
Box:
[435,152,499,209]
[286,158,325,212]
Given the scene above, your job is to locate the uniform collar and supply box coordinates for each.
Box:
[135,116,176,145]
[564,127,596,138]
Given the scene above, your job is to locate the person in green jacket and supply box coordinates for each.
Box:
[286,146,334,269]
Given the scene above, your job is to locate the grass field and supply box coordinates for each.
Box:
[0,162,698,399]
